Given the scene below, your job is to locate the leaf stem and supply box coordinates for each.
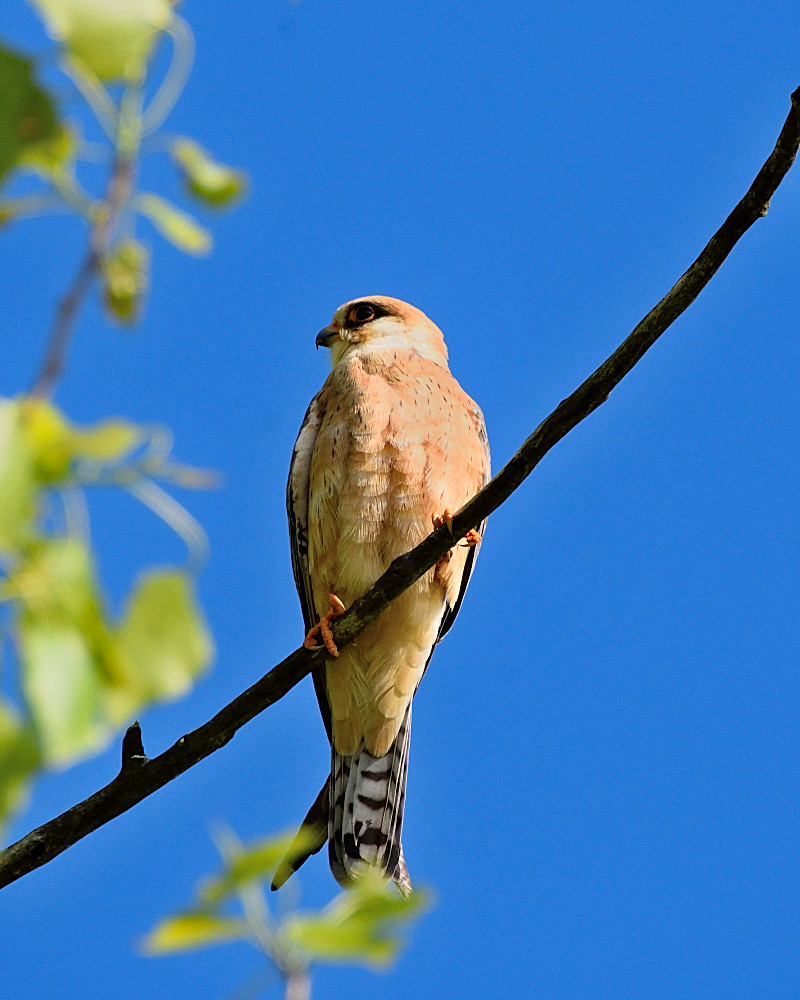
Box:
[141,15,195,136]
[59,57,117,140]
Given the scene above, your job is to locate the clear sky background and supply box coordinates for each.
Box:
[2,2,800,998]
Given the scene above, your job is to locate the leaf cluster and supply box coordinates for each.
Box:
[0,0,245,324]
[0,0,247,833]
[0,397,212,824]
[144,829,427,997]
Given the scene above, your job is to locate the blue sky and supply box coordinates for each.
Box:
[2,1,800,997]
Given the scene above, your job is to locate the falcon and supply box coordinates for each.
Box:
[274,296,490,894]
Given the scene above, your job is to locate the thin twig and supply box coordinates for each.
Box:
[284,970,310,1000]
[30,154,135,399]
[2,87,798,892]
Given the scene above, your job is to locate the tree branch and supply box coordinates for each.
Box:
[2,87,798,892]
[30,153,135,399]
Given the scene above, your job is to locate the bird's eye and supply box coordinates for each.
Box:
[348,304,376,325]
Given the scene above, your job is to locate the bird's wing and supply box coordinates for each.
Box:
[435,397,491,644]
[286,389,333,740]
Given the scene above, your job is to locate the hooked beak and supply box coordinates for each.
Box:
[315,323,340,350]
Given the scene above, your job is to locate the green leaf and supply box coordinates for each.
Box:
[8,537,105,625]
[108,570,213,724]
[18,397,142,483]
[102,239,149,323]
[19,617,109,765]
[67,418,142,462]
[17,123,76,179]
[170,138,246,208]
[136,193,212,256]
[19,397,73,482]
[6,543,212,762]
[10,539,112,764]
[142,912,248,955]
[0,46,58,188]
[200,829,322,906]
[0,700,40,827]
[0,399,37,554]
[283,876,428,968]
[28,0,175,82]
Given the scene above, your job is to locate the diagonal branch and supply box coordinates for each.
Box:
[2,86,798,892]
[30,152,135,399]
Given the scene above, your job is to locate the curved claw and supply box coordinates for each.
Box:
[431,508,455,536]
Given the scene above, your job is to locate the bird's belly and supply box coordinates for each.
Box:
[308,419,446,756]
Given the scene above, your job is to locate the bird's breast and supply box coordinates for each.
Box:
[308,362,435,603]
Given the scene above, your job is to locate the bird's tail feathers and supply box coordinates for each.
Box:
[329,704,412,893]
[271,780,329,891]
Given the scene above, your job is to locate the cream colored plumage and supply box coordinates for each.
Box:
[279,296,490,892]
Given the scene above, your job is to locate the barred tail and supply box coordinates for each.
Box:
[329,704,412,895]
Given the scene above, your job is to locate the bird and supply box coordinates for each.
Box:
[273,295,490,895]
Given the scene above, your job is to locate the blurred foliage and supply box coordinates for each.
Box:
[0,0,245,316]
[0,702,40,823]
[170,138,246,208]
[0,0,245,829]
[0,47,58,185]
[144,830,427,997]
[102,238,149,322]
[30,0,176,82]
[0,5,423,997]
[136,191,211,256]
[0,397,213,779]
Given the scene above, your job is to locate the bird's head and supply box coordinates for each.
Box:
[316,296,449,368]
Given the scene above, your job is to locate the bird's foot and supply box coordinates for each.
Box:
[303,594,346,658]
[461,528,482,547]
[432,508,480,549]
[431,508,455,536]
